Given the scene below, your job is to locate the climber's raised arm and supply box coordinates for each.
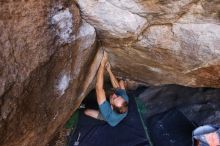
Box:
[96,52,108,105]
[106,62,120,89]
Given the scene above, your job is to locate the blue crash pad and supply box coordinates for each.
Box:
[68,93,149,146]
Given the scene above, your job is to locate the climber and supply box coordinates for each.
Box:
[84,51,129,127]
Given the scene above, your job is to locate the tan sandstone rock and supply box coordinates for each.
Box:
[76,0,220,87]
[1,0,220,146]
[0,1,100,146]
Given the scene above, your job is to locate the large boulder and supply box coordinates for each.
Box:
[76,0,220,87]
[1,0,220,146]
[0,1,100,146]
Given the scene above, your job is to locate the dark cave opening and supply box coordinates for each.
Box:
[63,83,220,146]
[81,83,220,125]
[48,82,220,146]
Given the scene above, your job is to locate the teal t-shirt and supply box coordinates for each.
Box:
[99,89,129,127]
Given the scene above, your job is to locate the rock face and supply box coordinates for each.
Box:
[138,85,220,125]
[77,0,220,87]
[0,1,101,146]
[1,0,220,146]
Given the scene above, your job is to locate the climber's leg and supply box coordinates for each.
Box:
[84,109,104,120]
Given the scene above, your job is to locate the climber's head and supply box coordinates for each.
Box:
[109,92,128,114]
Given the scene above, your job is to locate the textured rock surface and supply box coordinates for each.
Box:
[138,85,220,125]
[77,0,220,87]
[77,0,148,39]
[1,0,220,146]
[0,1,101,146]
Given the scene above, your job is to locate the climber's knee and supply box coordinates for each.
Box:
[84,109,99,119]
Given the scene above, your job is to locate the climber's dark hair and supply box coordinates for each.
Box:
[112,100,128,114]
[105,88,116,98]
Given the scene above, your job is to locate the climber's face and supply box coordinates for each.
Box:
[110,93,125,107]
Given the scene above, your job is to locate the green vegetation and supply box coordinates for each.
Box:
[65,110,79,129]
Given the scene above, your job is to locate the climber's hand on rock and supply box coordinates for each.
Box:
[101,51,108,67]
[105,62,111,71]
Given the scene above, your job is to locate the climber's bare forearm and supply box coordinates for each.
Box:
[96,64,104,90]
[107,69,119,89]
[96,64,106,104]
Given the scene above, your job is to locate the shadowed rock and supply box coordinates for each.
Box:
[0,1,99,146]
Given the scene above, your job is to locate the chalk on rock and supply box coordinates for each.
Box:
[51,8,74,43]
[57,74,71,96]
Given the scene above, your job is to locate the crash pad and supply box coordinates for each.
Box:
[68,90,150,146]
[146,108,196,146]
